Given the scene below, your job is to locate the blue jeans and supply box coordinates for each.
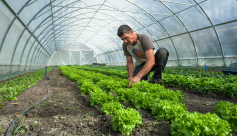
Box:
[133,48,169,81]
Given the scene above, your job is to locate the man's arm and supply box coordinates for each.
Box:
[136,49,155,79]
[128,49,155,87]
[126,56,134,81]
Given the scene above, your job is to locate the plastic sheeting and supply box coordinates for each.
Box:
[0,0,237,75]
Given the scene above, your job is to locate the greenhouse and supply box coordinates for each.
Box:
[0,0,237,135]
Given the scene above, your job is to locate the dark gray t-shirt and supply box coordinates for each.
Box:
[123,33,155,67]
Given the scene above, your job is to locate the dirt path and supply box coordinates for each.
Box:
[0,67,236,136]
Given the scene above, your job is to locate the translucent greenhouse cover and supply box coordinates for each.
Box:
[0,0,237,75]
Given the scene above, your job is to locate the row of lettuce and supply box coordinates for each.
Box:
[0,67,53,108]
[61,65,237,135]
[88,65,235,79]
[77,65,237,97]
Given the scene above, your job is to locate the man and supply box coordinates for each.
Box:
[117,25,169,88]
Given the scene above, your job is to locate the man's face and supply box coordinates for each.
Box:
[120,30,135,45]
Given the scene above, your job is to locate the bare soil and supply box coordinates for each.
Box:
[0,67,236,136]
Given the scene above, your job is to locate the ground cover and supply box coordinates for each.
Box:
[0,66,236,135]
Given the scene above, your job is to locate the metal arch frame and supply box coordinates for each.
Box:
[33,46,48,69]
[37,6,100,30]
[37,14,126,63]
[35,1,82,49]
[104,52,112,65]
[41,23,112,55]
[86,32,119,54]
[37,0,202,66]
[94,9,156,63]
[71,0,106,47]
[41,0,236,66]
[104,0,179,65]
[34,6,106,51]
[2,0,228,68]
[52,22,123,54]
[97,50,123,65]
[50,0,143,64]
[50,29,114,55]
[35,6,123,54]
[152,0,226,66]
[23,40,37,70]
[18,0,67,71]
[24,0,81,69]
[33,48,45,69]
[34,43,51,69]
[193,0,226,66]
[124,0,180,65]
[15,0,128,69]
[108,52,116,66]
[0,0,51,57]
[49,6,121,59]
[0,0,31,53]
[53,5,172,16]
[50,0,57,51]
[29,43,40,69]
[157,1,199,66]
[9,0,58,72]
[33,47,44,69]
[22,0,81,70]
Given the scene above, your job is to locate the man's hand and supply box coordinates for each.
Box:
[128,76,133,81]
[128,76,141,88]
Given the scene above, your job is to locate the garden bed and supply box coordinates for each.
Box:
[0,67,236,135]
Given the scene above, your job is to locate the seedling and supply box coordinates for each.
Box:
[63,107,68,110]
[153,122,159,125]
[30,120,38,128]
[35,104,46,108]
[13,125,27,135]
[0,125,4,135]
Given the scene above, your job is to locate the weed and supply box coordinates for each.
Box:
[0,125,4,135]
[153,122,159,125]
[30,120,38,128]
[12,124,27,135]
[35,104,46,108]
[63,107,68,110]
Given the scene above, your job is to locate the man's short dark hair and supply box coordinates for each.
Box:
[117,25,132,37]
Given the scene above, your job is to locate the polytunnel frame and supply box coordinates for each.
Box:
[154,0,225,66]
[155,0,198,65]
[19,0,81,70]
[27,0,83,69]
[41,1,236,66]
[47,18,122,54]
[2,0,173,68]
[39,18,123,63]
[17,0,67,71]
[3,0,79,71]
[33,7,131,64]
[0,0,59,71]
[5,0,59,72]
[0,0,233,71]
[49,3,127,58]
[97,0,227,67]
[94,0,180,65]
[51,1,231,65]
[0,0,53,72]
[33,4,115,60]
[35,0,160,65]
[82,0,165,64]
